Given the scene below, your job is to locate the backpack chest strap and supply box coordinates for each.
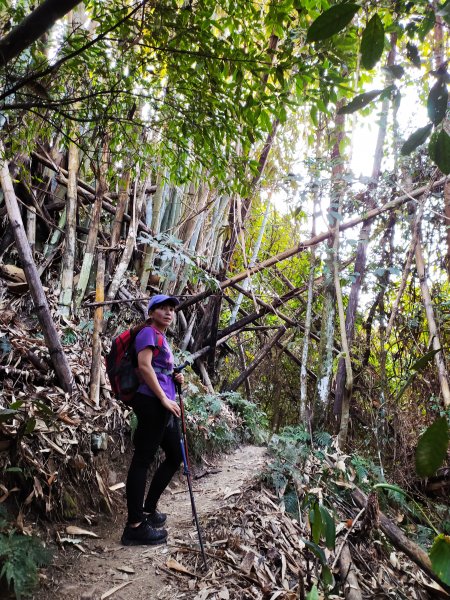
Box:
[153,366,173,376]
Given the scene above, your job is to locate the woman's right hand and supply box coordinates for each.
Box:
[160,395,181,418]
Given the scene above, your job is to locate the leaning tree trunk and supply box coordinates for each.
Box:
[0,146,73,393]
[0,0,83,67]
[225,326,287,392]
[178,176,448,312]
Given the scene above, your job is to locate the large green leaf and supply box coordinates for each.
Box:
[434,129,450,175]
[310,503,323,545]
[0,409,17,423]
[429,534,450,585]
[411,348,441,371]
[319,505,336,550]
[306,585,319,600]
[302,539,327,565]
[427,80,449,125]
[361,14,385,70]
[415,417,449,478]
[400,123,433,155]
[337,89,383,114]
[306,4,360,42]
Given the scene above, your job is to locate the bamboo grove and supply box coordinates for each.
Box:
[1,0,450,496]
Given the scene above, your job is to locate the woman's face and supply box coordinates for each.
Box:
[150,302,176,330]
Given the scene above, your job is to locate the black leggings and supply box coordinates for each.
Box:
[126,392,182,524]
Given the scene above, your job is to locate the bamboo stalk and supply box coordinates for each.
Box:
[107,167,130,276]
[415,237,450,407]
[225,326,287,392]
[107,175,148,302]
[90,251,105,406]
[75,138,109,307]
[179,176,448,311]
[26,205,36,253]
[59,138,79,315]
[0,145,73,393]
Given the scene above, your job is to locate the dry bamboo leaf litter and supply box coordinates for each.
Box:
[153,482,444,600]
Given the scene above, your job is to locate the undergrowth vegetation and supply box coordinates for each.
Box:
[262,425,450,592]
[0,506,51,599]
[183,387,268,463]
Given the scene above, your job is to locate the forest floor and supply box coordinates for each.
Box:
[33,444,267,600]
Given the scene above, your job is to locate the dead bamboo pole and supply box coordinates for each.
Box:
[31,151,152,233]
[0,147,73,393]
[90,251,105,406]
[75,138,109,307]
[59,137,79,315]
[179,176,448,310]
[106,175,148,302]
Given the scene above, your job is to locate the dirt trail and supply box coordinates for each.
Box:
[36,445,267,600]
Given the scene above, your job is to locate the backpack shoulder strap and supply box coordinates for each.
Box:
[150,326,164,358]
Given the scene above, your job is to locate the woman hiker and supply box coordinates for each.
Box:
[121,294,184,546]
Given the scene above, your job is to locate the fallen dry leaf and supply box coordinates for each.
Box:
[66,525,99,538]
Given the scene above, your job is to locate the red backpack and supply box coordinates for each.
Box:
[106,325,163,404]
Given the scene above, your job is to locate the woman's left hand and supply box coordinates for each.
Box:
[174,372,184,385]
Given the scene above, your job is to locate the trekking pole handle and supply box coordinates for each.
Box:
[173,361,189,394]
[173,360,189,375]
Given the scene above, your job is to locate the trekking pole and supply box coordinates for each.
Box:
[173,365,208,571]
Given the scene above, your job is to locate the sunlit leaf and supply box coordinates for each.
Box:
[306,4,360,42]
[337,89,383,114]
[436,0,450,25]
[306,585,319,600]
[302,539,327,565]
[415,417,449,478]
[400,123,433,155]
[361,14,385,70]
[0,409,17,423]
[427,80,448,125]
[319,505,336,550]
